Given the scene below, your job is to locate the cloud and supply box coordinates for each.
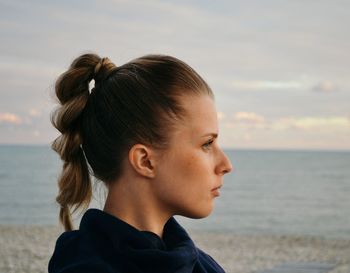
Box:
[219,113,350,150]
[231,80,303,91]
[271,116,350,131]
[217,111,225,121]
[220,111,350,133]
[29,108,42,117]
[312,81,338,93]
[233,112,266,124]
[219,111,268,130]
[0,60,61,89]
[0,112,22,124]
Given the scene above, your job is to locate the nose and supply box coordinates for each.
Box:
[216,149,233,175]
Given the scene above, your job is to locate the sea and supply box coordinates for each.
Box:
[0,145,349,239]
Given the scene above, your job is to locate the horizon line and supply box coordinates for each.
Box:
[0,143,349,153]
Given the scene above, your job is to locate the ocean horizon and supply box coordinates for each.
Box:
[1,144,349,239]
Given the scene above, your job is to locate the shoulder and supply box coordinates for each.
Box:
[196,247,226,273]
[49,262,116,273]
[48,230,118,273]
[49,230,81,264]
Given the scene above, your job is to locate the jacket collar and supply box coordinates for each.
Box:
[80,209,199,272]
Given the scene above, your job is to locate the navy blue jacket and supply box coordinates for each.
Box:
[48,209,226,273]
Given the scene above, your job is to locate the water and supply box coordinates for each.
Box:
[181,149,350,239]
[0,145,349,239]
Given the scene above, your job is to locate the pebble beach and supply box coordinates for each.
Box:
[1,225,349,273]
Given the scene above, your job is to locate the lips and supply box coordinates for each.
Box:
[211,185,222,191]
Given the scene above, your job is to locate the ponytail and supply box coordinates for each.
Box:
[51,53,115,230]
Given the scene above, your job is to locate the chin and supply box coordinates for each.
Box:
[180,206,213,219]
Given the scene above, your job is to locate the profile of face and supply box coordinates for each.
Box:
[152,94,233,219]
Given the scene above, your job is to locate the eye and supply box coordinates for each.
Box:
[202,139,214,150]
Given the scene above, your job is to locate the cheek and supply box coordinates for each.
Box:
[171,153,208,191]
[154,153,197,199]
[166,149,196,172]
[160,153,214,214]
[178,154,198,177]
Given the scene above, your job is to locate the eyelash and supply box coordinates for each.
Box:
[202,139,214,150]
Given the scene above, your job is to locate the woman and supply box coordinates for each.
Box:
[48,53,233,273]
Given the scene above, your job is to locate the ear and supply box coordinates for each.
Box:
[128,144,156,178]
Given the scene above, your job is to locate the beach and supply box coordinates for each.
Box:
[1,225,349,273]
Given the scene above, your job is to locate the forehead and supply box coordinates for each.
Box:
[174,95,218,138]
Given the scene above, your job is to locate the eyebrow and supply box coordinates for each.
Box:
[201,133,218,138]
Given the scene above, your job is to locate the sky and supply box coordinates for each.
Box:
[0,0,349,150]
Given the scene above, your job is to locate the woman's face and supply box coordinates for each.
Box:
[152,94,233,219]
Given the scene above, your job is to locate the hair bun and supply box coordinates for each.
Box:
[93,57,116,82]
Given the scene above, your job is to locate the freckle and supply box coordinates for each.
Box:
[187,156,196,166]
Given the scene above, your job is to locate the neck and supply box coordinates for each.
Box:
[103,176,172,239]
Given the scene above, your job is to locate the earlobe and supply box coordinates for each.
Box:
[128,144,156,178]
